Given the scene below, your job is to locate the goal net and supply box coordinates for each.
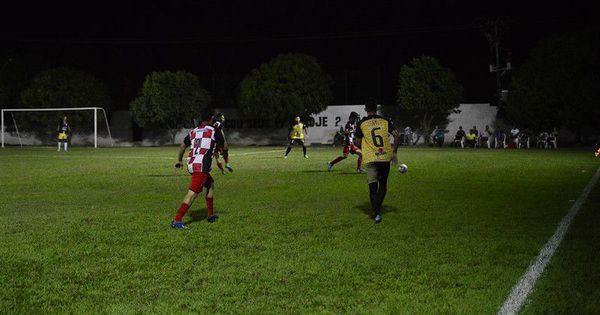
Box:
[1,107,113,148]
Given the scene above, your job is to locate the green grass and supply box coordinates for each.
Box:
[0,146,598,314]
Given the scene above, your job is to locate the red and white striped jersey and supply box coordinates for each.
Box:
[185,124,224,173]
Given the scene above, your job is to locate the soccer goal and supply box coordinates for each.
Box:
[1,107,113,148]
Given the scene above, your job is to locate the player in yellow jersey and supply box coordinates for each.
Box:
[284,116,309,158]
[355,98,400,223]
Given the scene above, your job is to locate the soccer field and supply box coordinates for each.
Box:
[1,146,599,314]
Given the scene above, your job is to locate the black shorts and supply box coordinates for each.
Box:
[289,139,305,146]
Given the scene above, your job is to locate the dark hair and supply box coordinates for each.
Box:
[365,98,378,112]
[200,108,215,122]
[215,112,224,119]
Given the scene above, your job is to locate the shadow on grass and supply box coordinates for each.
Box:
[354,202,399,217]
[184,209,207,225]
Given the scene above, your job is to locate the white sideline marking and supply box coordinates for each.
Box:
[498,165,600,315]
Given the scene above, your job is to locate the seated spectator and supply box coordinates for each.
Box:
[510,127,520,145]
[472,125,479,137]
[433,127,445,147]
[479,125,491,149]
[465,129,477,148]
[494,129,506,148]
[519,129,530,149]
[547,128,558,149]
[537,132,548,148]
[453,126,466,148]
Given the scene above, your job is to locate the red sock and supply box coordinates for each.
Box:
[175,203,190,222]
[217,162,224,170]
[224,156,229,164]
[331,156,345,165]
[357,156,362,170]
[206,197,214,216]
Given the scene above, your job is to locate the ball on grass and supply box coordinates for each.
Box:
[398,163,408,174]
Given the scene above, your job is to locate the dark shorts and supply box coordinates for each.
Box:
[289,139,305,146]
[189,172,214,193]
[365,162,391,184]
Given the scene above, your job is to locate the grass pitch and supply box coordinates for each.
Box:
[0,146,598,314]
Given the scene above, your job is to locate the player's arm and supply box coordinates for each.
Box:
[176,135,191,168]
[354,122,363,148]
[303,125,308,137]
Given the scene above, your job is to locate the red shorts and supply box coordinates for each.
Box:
[189,172,214,193]
[343,144,359,155]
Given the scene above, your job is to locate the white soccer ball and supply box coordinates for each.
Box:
[398,163,408,174]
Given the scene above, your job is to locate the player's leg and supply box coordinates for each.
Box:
[204,176,218,222]
[223,149,233,172]
[301,141,307,158]
[57,134,62,151]
[353,146,363,173]
[64,136,68,151]
[172,173,203,228]
[284,140,294,158]
[329,146,349,171]
[214,151,225,174]
[365,163,381,222]
[375,162,391,221]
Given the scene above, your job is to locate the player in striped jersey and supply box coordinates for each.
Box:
[213,113,233,174]
[327,112,363,172]
[171,108,225,229]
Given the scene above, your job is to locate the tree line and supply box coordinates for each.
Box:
[1,28,598,144]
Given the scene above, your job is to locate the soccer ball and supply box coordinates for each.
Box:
[398,164,408,173]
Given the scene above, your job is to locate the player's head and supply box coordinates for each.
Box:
[294,116,301,123]
[215,112,225,122]
[364,98,377,114]
[200,108,215,124]
[349,111,359,121]
[63,116,67,122]
[459,126,463,130]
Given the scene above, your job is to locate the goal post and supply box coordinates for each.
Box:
[1,107,113,148]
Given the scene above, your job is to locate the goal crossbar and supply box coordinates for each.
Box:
[1,107,113,148]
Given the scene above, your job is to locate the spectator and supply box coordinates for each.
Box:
[537,131,548,148]
[510,127,520,145]
[465,129,477,148]
[479,125,491,149]
[547,128,558,149]
[433,127,445,147]
[472,125,479,137]
[404,125,413,145]
[494,129,506,148]
[519,129,530,149]
[453,126,466,148]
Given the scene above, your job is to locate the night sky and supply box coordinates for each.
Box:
[1,1,598,109]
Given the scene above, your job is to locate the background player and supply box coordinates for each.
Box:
[328,111,362,172]
[213,113,233,174]
[355,98,400,223]
[284,116,308,158]
[57,116,71,152]
[171,108,225,229]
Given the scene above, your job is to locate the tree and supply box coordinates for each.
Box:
[502,30,600,141]
[397,56,463,144]
[239,53,333,124]
[130,70,211,143]
[19,67,111,141]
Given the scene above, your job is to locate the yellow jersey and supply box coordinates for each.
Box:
[290,123,305,140]
[356,115,397,164]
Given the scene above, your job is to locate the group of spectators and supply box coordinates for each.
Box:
[400,125,559,149]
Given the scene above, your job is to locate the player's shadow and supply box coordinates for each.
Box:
[184,209,207,224]
[355,202,399,217]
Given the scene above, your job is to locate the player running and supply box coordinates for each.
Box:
[328,111,363,172]
[284,116,308,159]
[57,116,71,152]
[355,98,400,224]
[213,113,233,174]
[171,108,225,229]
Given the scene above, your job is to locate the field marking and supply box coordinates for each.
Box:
[498,165,600,315]
[0,149,283,160]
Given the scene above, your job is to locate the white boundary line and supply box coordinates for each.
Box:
[498,165,600,315]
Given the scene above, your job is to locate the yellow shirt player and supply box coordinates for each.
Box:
[57,116,71,152]
[355,98,400,223]
[284,116,309,158]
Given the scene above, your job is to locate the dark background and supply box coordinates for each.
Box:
[1,1,597,109]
